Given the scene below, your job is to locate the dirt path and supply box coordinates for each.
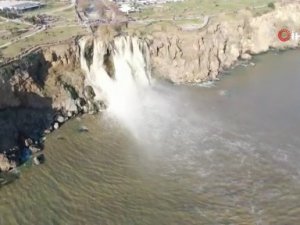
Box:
[0,26,45,49]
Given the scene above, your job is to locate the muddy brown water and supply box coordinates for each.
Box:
[0,50,300,225]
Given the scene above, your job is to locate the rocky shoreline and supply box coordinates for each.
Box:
[0,43,106,179]
[0,93,106,185]
[1,1,300,183]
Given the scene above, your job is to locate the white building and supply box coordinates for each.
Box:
[0,1,44,12]
[119,3,136,13]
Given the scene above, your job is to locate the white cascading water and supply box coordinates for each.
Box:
[79,35,152,130]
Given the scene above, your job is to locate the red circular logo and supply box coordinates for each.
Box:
[278,29,291,42]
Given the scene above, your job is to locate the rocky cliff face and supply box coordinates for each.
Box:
[0,43,103,160]
[0,44,82,110]
[1,2,300,171]
[147,3,300,83]
[2,3,300,111]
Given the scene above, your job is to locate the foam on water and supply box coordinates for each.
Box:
[196,80,216,88]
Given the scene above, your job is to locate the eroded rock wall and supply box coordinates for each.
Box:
[0,43,90,157]
[1,2,300,159]
[148,3,300,83]
[0,43,83,111]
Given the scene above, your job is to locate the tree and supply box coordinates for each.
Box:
[268,2,275,9]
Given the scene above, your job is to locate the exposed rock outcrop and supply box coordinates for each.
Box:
[1,2,300,174]
[0,43,101,171]
[147,3,300,83]
[0,43,82,110]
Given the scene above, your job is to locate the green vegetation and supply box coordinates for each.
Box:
[0,0,278,60]
[268,2,276,9]
[0,22,31,45]
[1,26,85,58]
[0,0,83,59]
[0,22,30,32]
[132,0,276,20]
[52,7,77,27]
[128,0,277,34]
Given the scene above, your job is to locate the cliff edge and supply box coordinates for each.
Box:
[146,2,300,83]
[1,1,300,172]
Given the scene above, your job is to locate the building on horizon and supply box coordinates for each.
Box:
[0,1,45,13]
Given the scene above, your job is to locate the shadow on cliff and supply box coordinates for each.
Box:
[0,51,52,89]
[0,92,54,152]
[24,51,52,88]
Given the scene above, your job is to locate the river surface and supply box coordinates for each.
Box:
[1,50,300,225]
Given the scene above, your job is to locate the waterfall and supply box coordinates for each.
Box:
[79,35,152,124]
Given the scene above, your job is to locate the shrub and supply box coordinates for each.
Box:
[268,2,275,9]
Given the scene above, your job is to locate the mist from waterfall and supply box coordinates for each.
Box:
[3,45,300,225]
[79,35,154,134]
